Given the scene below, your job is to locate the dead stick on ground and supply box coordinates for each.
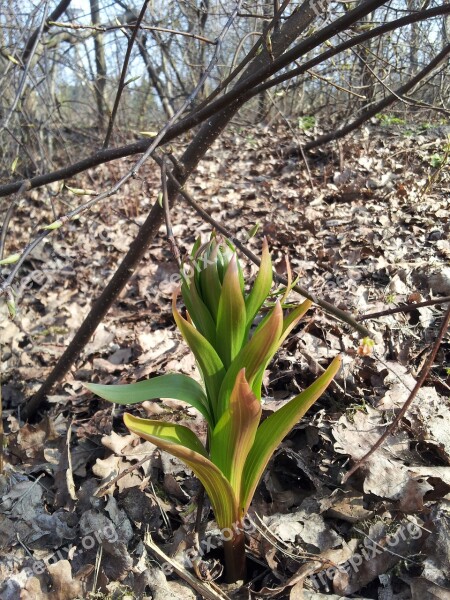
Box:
[144,531,231,600]
[359,296,450,320]
[95,455,151,497]
[342,303,450,483]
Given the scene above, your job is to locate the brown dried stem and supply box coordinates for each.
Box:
[359,296,450,321]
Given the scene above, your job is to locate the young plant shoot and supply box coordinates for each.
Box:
[86,236,341,582]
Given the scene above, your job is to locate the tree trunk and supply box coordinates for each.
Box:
[90,0,107,130]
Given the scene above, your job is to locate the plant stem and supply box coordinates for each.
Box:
[222,528,246,583]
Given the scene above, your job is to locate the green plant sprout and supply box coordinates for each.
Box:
[85,235,341,582]
[298,115,316,130]
[376,113,406,126]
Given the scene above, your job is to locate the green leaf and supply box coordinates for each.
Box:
[247,223,260,239]
[216,244,233,282]
[245,238,272,332]
[6,53,20,65]
[210,368,261,495]
[0,253,20,265]
[84,373,213,426]
[281,300,312,340]
[65,185,97,196]
[6,297,16,319]
[11,156,19,174]
[173,295,225,422]
[190,236,202,259]
[198,243,222,320]
[42,219,63,230]
[217,301,283,419]
[216,255,247,368]
[181,270,216,346]
[124,75,141,86]
[124,413,239,529]
[251,299,312,394]
[240,355,341,514]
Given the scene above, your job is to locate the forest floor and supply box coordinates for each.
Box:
[1,119,449,600]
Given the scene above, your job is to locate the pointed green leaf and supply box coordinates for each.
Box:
[6,297,16,319]
[210,369,261,494]
[181,271,216,346]
[252,299,312,395]
[281,299,312,340]
[247,223,260,239]
[199,243,222,320]
[240,355,341,514]
[124,414,238,529]
[191,240,212,294]
[216,244,233,282]
[245,238,272,331]
[42,219,63,230]
[190,236,202,259]
[11,156,19,174]
[217,301,283,419]
[124,413,208,454]
[0,253,20,265]
[216,255,247,368]
[173,295,225,421]
[84,373,213,426]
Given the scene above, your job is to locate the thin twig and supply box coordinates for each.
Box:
[22,0,72,62]
[307,68,367,99]
[0,180,31,260]
[48,20,216,44]
[103,0,151,148]
[342,303,450,483]
[359,296,450,320]
[144,531,231,600]
[0,227,55,294]
[352,526,424,566]
[95,455,151,497]
[161,156,181,266]
[194,0,291,111]
[0,1,50,132]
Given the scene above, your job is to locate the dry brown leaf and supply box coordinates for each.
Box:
[47,560,83,600]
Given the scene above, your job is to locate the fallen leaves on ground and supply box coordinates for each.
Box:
[1,120,449,598]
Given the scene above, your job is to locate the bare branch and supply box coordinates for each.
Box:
[22,0,72,63]
[103,0,151,148]
[2,3,448,201]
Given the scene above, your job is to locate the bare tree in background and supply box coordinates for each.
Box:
[90,0,108,130]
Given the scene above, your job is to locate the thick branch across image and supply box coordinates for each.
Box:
[2,3,449,199]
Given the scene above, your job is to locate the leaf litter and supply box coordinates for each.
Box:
[0,121,449,598]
